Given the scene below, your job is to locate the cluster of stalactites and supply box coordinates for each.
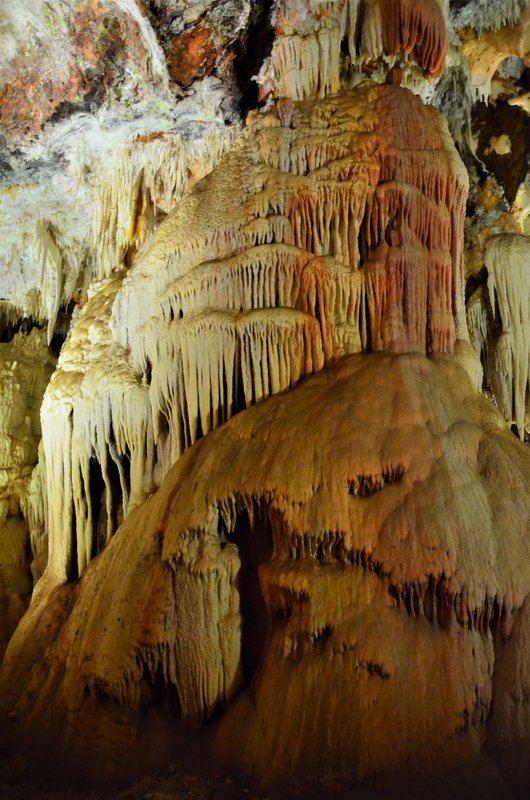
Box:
[268,0,449,101]
[0,124,235,348]
[41,280,156,581]
[41,83,469,580]
[120,85,468,360]
[467,234,529,439]
[141,308,325,474]
[124,84,468,482]
[380,0,449,76]
[93,130,235,280]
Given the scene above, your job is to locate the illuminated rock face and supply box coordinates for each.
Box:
[0,0,252,333]
[268,0,449,102]
[0,1,530,797]
[0,331,55,656]
[467,233,530,439]
[1,353,529,792]
[40,83,468,585]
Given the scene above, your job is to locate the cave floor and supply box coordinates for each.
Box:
[0,752,517,800]
[0,761,260,800]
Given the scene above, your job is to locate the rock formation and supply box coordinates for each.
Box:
[0,330,55,657]
[0,1,529,798]
[3,351,529,795]
[39,80,470,586]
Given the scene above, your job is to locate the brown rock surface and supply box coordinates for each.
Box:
[1,352,528,795]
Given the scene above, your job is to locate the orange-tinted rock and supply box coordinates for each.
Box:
[167,25,218,86]
[383,0,449,77]
[1,353,528,794]
[0,0,150,143]
[35,83,470,587]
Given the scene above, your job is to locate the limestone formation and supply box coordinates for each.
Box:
[39,81,469,585]
[2,352,529,794]
[0,1,529,799]
[0,330,55,656]
[467,233,530,439]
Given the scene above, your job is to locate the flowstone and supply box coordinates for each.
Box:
[1,353,528,795]
[0,2,529,798]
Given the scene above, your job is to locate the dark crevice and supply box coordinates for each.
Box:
[365,661,390,680]
[88,438,128,561]
[157,411,170,442]
[284,533,388,577]
[69,499,79,583]
[0,316,45,344]
[465,267,488,303]
[89,458,106,560]
[233,0,276,115]
[225,506,273,689]
[140,662,181,716]
[49,81,108,125]
[472,100,530,204]
[50,304,74,356]
[145,359,153,386]
[348,465,405,497]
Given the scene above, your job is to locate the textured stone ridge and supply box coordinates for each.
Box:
[1,353,528,794]
[39,82,469,586]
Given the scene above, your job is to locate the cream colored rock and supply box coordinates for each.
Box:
[0,329,56,655]
[40,83,469,585]
[467,233,530,439]
[462,6,530,100]
[1,3,530,795]
[267,0,449,102]
[1,353,528,793]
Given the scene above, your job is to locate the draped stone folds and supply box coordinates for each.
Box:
[467,233,530,439]
[2,354,528,792]
[270,0,449,102]
[1,5,529,795]
[39,83,468,583]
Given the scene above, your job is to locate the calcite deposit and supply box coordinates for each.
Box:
[0,330,55,655]
[40,80,471,585]
[2,352,529,793]
[0,1,529,799]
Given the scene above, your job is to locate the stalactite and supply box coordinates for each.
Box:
[93,130,234,278]
[485,234,530,438]
[41,279,154,581]
[466,285,490,380]
[274,17,342,101]
[0,117,236,333]
[144,307,324,472]
[38,80,469,579]
[1,2,530,795]
[382,0,449,77]
[269,0,449,104]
